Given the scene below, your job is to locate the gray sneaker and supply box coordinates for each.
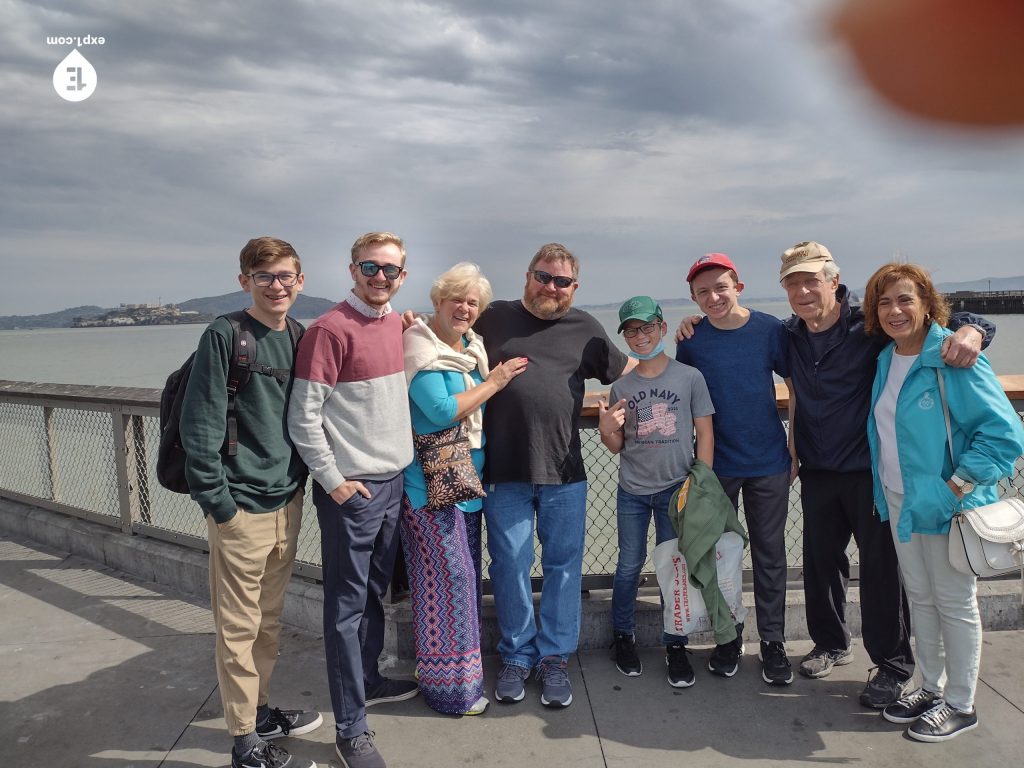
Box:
[494,662,530,703]
[536,656,573,708]
[799,647,853,678]
[336,730,385,768]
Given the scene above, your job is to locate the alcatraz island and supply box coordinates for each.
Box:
[71,303,212,328]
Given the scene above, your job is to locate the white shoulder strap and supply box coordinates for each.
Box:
[935,369,955,468]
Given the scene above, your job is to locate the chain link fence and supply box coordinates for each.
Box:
[573,419,808,585]
[2,382,1022,589]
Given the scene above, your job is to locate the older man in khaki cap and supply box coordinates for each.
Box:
[779,240,994,709]
[779,241,834,282]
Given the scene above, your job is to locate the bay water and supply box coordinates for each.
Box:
[3,300,1020,574]
[2,300,1023,389]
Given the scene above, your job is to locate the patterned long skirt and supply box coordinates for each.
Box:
[399,495,484,714]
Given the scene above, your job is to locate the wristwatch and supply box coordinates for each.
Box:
[967,323,987,340]
[950,474,975,495]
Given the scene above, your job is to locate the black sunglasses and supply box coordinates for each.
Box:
[356,261,403,280]
[531,270,575,289]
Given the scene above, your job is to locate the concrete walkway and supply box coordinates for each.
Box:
[3,532,1024,768]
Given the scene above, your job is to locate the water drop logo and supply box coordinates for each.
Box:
[53,49,97,102]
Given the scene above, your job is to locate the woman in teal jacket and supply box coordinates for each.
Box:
[864,262,1024,743]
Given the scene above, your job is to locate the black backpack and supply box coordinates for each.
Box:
[156,311,305,494]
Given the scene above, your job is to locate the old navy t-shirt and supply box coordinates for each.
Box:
[610,359,715,495]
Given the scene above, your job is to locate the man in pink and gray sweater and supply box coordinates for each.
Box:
[288,232,416,768]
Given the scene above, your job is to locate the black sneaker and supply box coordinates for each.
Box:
[708,638,743,678]
[759,640,793,686]
[859,666,912,709]
[256,707,324,739]
[883,687,942,724]
[336,730,386,768]
[365,677,418,707]
[232,740,315,768]
[613,632,642,677]
[907,702,979,742]
[666,643,695,688]
[798,647,853,678]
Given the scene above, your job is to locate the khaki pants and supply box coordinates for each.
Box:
[207,490,304,735]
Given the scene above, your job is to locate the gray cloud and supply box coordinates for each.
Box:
[1,0,1022,316]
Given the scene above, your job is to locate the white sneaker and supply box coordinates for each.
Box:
[462,696,489,716]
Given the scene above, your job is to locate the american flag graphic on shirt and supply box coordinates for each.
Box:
[636,401,677,437]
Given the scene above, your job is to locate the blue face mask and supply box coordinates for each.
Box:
[627,339,666,360]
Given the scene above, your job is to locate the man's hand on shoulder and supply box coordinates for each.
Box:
[674,314,704,343]
[329,480,371,505]
[940,325,983,368]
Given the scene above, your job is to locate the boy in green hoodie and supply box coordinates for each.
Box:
[180,237,320,768]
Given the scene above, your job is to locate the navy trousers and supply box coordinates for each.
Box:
[800,468,914,681]
[315,474,403,739]
[718,470,791,643]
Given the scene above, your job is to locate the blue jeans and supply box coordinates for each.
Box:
[612,485,686,645]
[483,481,588,668]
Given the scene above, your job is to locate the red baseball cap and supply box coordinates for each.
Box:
[686,252,738,283]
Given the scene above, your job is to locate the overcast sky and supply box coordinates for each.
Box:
[3,0,1023,316]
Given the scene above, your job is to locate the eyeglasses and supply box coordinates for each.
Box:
[249,272,300,287]
[531,270,575,289]
[622,322,660,338]
[356,261,403,280]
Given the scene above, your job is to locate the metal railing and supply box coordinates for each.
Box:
[2,379,1023,590]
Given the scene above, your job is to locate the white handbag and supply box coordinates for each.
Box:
[935,371,1024,583]
[947,497,1024,578]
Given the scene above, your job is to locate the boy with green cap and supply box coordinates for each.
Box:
[598,295,715,688]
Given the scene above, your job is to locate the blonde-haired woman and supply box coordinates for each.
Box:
[401,262,528,716]
[864,262,1024,741]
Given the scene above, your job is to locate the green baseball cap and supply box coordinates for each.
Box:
[617,295,663,333]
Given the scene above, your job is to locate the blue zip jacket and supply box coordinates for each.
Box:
[867,322,1024,543]
[786,285,995,473]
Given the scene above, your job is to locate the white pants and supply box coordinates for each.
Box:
[884,488,981,711]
